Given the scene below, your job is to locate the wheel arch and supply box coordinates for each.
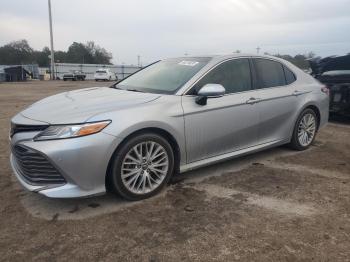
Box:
[105,127,181,191]
[302,104,321,129]
[288,102,321,143]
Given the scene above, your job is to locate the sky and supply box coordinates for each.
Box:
[0,0,349,65]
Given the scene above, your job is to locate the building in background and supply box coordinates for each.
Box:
[0,68,5,82]
[40,63,142,80]
[0,65,36,82]
[0,63,142,82]
[0,64,39,82]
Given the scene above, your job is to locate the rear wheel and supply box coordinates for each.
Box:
[289,108,318,150]
[108,133,174,200]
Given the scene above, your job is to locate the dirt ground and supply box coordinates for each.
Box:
[0,80,349,262]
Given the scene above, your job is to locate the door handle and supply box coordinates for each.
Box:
[246,97,260,105]
[293,90,303,96]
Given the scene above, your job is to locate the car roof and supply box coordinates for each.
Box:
[164,53,286,64]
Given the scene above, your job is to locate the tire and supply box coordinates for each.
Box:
[108,133,175,201]
[289,108,318,151]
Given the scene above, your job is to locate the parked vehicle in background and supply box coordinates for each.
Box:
[63,71,86,81]
[94,69,116,81]
[310,54,350,116]
[10,54,329,201]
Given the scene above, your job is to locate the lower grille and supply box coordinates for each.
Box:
[12,144,66,185]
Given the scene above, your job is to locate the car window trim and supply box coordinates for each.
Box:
[251,57,298,90]
[183,56,254,96]
[282,65,297,85]
[252,57,288,89]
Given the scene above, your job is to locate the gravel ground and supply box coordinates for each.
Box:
[0,80,349,262]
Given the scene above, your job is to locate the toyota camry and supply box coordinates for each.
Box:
[10,54,329,200]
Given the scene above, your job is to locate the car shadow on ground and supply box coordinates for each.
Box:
[18,145,298,221]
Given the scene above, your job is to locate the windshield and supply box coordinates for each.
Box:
[96,70,107,73]
[115,57,211,94]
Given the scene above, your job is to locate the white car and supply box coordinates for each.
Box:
[94,69,116,81]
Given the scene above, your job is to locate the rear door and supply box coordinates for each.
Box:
[252,58,301,144]
[182,58,260,163]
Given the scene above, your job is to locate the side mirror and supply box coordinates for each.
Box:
[196,84,225,105]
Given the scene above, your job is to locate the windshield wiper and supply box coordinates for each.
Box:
[125,88,144,93]
[110,85,144,93]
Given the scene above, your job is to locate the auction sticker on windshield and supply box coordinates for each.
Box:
[178,61,199,66]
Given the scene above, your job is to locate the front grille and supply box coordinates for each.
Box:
[10,123,48,137]
[11,144,66,185]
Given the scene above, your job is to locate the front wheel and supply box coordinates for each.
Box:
[108,133,175,200]
[289,108,318,150]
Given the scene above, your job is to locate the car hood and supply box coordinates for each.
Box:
[19,87,161,124]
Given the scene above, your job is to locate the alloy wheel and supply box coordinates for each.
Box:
[120,141,169,194]
[297,113,316,147]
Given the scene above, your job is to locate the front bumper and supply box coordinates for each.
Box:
[10,129,122,198]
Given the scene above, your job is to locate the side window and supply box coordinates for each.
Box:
[254,59,286,89]
[283,66,296,84]
[191,59,252,95]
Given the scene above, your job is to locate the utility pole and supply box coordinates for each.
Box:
[256,46,261,54]
[48,0,55,80]
[137,55,141,67]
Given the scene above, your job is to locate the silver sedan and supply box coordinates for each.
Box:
[10,54,329,200]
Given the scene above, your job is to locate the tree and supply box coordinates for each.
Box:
[65,41,112,64]
[32,47,50,67]
[54,50,67,63]
[66,42,93,63]
[85,41,112,64]
[93,46,112,64]
[0,40,113,66]
[274,53,311,69]
[0,39,34,64]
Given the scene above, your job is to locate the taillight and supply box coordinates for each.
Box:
[321,85,330,95]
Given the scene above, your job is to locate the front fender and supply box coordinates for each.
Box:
[90,95,187,165]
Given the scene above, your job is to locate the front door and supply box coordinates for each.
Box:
[182,58,260,163]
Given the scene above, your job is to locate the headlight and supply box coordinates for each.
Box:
[34,120,111,141]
